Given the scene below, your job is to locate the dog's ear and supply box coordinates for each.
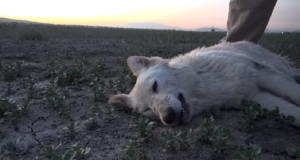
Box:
[127,56,163,76]
[108,94,133,108]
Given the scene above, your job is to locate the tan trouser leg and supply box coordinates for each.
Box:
[223,0,277,44]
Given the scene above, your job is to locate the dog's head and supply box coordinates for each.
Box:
[108,56,191,126]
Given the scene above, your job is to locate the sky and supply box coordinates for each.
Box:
[1,0,299,30]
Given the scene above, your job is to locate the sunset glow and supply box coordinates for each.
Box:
[1,0,299,29]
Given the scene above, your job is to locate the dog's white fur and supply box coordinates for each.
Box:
[108,41,300,127]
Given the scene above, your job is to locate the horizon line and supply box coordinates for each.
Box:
[1,16,299,31]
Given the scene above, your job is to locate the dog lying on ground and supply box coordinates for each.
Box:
[108,41,300,127]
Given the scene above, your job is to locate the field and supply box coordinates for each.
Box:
[0,23,300,160]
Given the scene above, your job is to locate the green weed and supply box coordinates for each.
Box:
[115,74,127,93]
[124,139,145,160]
[232,145,262,160]
[45,84,67,117]
[85,102,101,130]
[286,145,300,159]
[1,61,23,81]
[49,60,84,86]
[198,116,233,152]
[241,100,296,128]
[92,58,106,76]
[44,143,90,160]
[23,74,35,100]
[90,78,106,102]
[63,121,79,140]
[160,128,192,152]
[0,140,20,159]
[0,96,28,125]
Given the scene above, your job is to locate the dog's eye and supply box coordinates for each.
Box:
[152,81,158,93]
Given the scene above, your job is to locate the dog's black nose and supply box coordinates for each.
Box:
[162,107,177,124]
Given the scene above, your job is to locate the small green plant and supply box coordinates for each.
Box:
[70,143,90,160]
[45,84,67,117]
[0,139,20,159]
[232,145,262,160]
[198,116,233,152]
[115,74,127,93]
[49,60,84,86]
[92,58,106,76]
[99,105,115,121]
[23,74,35,100]
[44,144,76,160]
[124,139,145,160]
[1,61,23,81]
[266,107,296,126]
[85,102,101,130]
[160,128,192,152]
[241,100,296,128]
[0,96,28,125]
[63,121,79,140]
[286,145,300,159]
[90,78,106,101]
[241,100,265,129]
[44,143,90,160]
[208,126,233,152]
[198,116,216,142]
[132,116,154,140]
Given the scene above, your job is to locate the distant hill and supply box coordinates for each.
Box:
[265,28,300,33]
[114,22,188,30]
[194,27,226,32]
[115,22,228,32]
[0,17,39,24]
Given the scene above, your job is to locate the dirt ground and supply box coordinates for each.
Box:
[1,23,300,160]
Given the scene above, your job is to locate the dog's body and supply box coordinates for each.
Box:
[109,41,300,127]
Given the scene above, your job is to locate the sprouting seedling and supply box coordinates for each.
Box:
[63,121,79,140]
[43,143,90,160]
[0,139,20,159]
[232,145,261,160]
[208,126,233,152]
[241,100,296,128]
[85,102,101,130]
[92,58,106,75]
[115,74,127,93]
[160,128,192,152]
[90,78,106,102]
[198,116,216,142]
[134,116,151,138]
[48,60,84,86]
[198,116,233,152]
[99,105,115,121]
[1,61,23,81]
[124,139,145,160]
[0,96,26,125]
[45,84,67,117]
[286,145,300,159]
[71,143,90,160]
[44,143,76,160]
[23,74,35,100]
[241,100,262,129]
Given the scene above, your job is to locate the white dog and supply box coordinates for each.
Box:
[108,41,300,127]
